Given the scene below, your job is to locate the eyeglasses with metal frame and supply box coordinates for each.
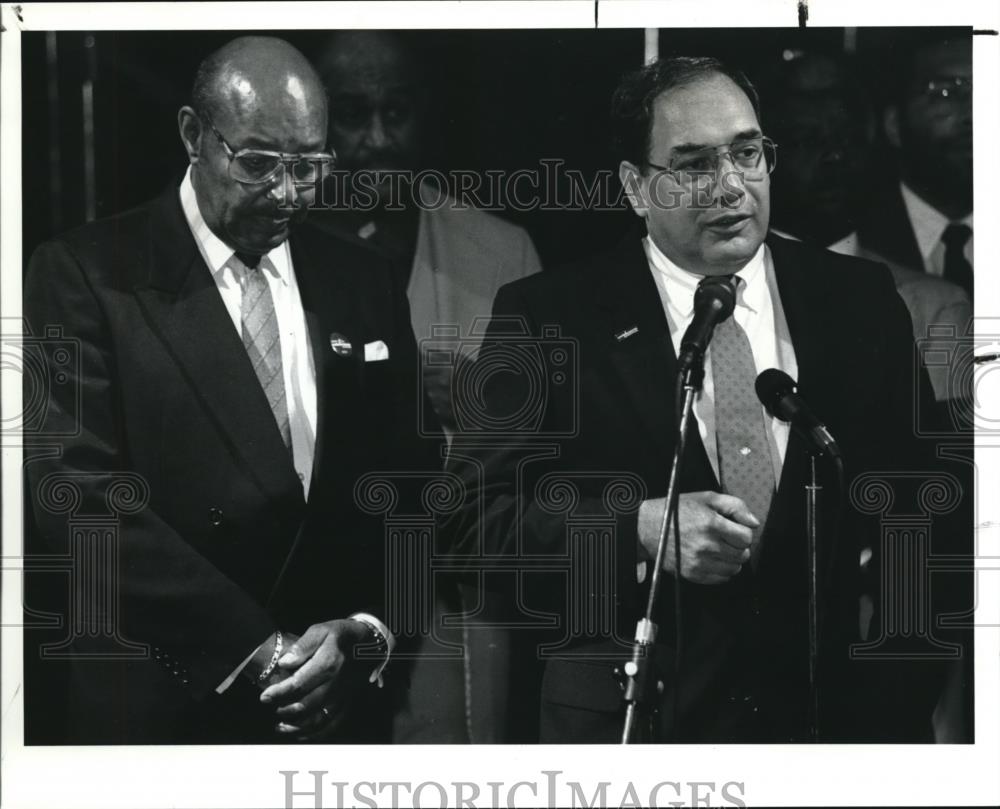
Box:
[199,110,336,186]
[645,136,778,185]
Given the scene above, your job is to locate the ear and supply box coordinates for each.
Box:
[178,106,203,164]
[883,105,902,149]
[619,160,648,218]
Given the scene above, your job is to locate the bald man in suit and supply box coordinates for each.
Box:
[24,36,437,744]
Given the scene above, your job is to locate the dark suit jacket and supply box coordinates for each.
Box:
[23,187,438,744]
[856,174,925,273]
[444,233,953,743]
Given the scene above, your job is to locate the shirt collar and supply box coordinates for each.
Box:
[643,234,767,317]
[179,166,290,284]
[899,180,974,260]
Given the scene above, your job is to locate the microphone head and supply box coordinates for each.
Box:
[693,275,738,321]
[755,368,797,418]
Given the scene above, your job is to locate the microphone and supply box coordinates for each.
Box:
[755,369,842,460]
[677,275,738,372]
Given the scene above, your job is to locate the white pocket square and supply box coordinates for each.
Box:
[364,340,390,362]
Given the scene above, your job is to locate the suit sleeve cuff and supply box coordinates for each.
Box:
[348,612,396,688]
[215,641,265,694]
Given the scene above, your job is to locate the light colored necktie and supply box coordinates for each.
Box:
[238,254,292,455]
[710,278,774,564]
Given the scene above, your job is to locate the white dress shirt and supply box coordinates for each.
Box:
[899,180,974,277]
[643,236,799,485]
[180,168,317,498]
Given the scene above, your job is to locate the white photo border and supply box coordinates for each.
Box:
[2,1,998,807]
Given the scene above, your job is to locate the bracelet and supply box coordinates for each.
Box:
[348,613,394,688]
[257,630,283,683]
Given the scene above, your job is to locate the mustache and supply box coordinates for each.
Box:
[262,200,311,218]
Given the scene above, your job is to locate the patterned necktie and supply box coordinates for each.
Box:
[237,253,292,454]
[710,277,775,565]
[941,223,973,300]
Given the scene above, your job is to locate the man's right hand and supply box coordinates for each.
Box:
[638,491,757,585]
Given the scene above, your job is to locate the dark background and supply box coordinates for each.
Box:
[20,27,929,268]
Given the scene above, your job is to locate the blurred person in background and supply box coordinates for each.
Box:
[759,42,972,742]
[311,30,543,439]
[309,30,543,744]
[760,45,971,416]
[857,33,973,300]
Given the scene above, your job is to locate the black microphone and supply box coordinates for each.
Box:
[677,275,738,372]
[755,368,842,460]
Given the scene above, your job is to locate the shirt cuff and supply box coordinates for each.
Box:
[215,642,264,694]
[348,612,396,688]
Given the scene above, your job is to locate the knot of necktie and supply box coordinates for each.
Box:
[235,251,263,270]
[696,273,742,312]
[941,223,972,251]
[697,272,739,287]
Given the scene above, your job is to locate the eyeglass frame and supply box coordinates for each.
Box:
[644,136,778,184]
[197,109,337,186]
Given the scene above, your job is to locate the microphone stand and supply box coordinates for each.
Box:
[621,361,703,744]
[805,453,821,742]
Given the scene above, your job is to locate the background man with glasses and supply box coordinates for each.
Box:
[23,36,436,743]
[444,56,952,742]
[858,33,973,300]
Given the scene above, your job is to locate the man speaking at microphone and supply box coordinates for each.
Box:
[444,56,949,743]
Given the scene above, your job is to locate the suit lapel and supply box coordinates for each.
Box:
[289,226,366,490]
[133,189,302,502]
[767,236,828,408]
[766,235,819,508]
[592,236,717,483]
[760,236,841,578]
[594,237,677,456]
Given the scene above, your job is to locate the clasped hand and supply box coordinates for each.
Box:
[638,491,758,585]
[258,618,373,738]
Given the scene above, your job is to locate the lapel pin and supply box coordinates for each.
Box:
[329,333,353,357]
[615,326,640,342]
